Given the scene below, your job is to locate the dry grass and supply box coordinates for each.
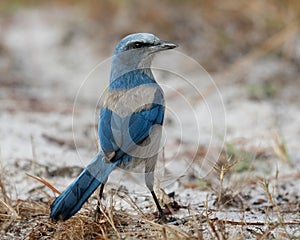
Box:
[0,193,202,239]
[1,195,298,239]
[1,142,299,240]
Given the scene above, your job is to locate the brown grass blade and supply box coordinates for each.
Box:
[26,173,61,194]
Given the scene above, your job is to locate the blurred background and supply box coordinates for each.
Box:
[0,0,299,200]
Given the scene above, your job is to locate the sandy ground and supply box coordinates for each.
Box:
[0,6,299,239]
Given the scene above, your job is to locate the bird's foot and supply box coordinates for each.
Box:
[93,205,104,221]
[153,200,182,223]
[153,211,177,224]
[153,208,176,223]
[153,200,181,215]
[156,212,167,223]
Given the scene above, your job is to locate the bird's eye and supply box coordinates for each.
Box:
[133,42,143,48]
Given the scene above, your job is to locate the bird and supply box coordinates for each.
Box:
[50,33,177,221]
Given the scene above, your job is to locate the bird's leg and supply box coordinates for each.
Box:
[150,190,164,217]
[96,183,105,214]
[145,157,166,221]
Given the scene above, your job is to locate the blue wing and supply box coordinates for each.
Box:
[128,103,164,145]
[98,92,164,161]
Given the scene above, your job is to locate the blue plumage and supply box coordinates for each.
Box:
[99,104,164,161]
[50,152,118,220]
[50,33,177,221]
[109,70,156,90]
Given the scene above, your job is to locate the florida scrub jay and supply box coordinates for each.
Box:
[50,33,177,221]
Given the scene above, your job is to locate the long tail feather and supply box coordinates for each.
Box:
[50,152,117,221]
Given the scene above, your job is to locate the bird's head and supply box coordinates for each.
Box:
[114,33,177,55]
[111,33,177,79]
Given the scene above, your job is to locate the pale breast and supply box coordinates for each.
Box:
[102,85,163,117]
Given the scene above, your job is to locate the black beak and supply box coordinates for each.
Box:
[157,40,178,50]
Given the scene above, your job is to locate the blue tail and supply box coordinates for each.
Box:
[50,152,118,221]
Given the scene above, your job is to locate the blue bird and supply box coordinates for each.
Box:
[50,33,177,221]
